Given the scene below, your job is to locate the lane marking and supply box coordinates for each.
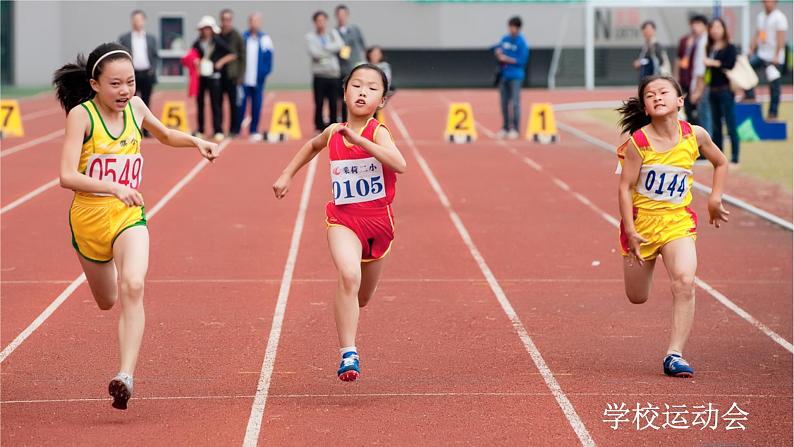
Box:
[555,120,793,232]
[390,108,596,447]
[476,122,794,354]
[0,137,236,364]
[0,178,59,214]
[242,157,317,447]
[1,129,64,158]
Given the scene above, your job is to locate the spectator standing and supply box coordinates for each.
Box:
[705,18,740,163]
[745,0,788,120]
[219,9,245,137]
[676,15,708,125]
[306,11,344,133]
[335,4,366,121]
[494,16,529,139]
[690,21,713,139]
[119,10,158,136]
[366,46,393,93]
[634,21,670,80]
[239,13,274,142]
[192,16,236,141]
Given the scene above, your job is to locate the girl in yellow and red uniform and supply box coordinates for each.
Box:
[617,75,729,378]
[54,43,218,409]
[273,63,406,382]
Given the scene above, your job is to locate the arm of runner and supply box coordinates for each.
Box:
[337,125,406,174]
[618,141,647,263]
[58,106,143,206]
[694,125,730,227]
[133,97,218,162]
[273,125,333,199]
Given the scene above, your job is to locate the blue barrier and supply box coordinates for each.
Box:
[734,103,787,141]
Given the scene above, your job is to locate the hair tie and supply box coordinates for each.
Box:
[91,50,132,78]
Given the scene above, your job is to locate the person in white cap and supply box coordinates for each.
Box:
[191,15,236,141]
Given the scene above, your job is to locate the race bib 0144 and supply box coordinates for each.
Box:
[637,164,691,204]
[330,157,386,205]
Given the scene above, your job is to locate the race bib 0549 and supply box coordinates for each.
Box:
[86,154,144,195]
[330,157,386,205]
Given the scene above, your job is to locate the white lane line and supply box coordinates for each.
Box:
[0,138,235,364]
[0,178,59,214]
[1,129,64,157]
[390,108,596,447]
[242,157,317,447]
[22,107,61,120]
[555,120,794,232]
[477,122,794,354]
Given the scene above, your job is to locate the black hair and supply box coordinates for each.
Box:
[706,17,730,54]
[617,75,683,135]
[343,63,389,97]
[508,16,522,28]
[690,14,709,26]
[131,9,145,19]
[313,10,327,22]
[365,46,385,63]
[640,20,656,30]
[335,4,348,13]
[52,42,133,114]
[220,8,233,18]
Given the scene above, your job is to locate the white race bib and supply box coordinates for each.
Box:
[86,154,144,196]
[637,164,690,204]
[330,157,386,205]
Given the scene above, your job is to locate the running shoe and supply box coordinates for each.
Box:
[337,351,360,382]
[663,354,694,378]
[108,373,134,410]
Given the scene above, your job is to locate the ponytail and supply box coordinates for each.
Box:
[52,42,133,115]
[617,96,650,135]
[617,74,683,135]
[53,54,94,114]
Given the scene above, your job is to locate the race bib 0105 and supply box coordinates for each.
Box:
[330,157,386,205]
[86,154,144,196]
[637,164,691,204]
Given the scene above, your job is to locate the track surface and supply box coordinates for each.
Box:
[1,88,791,446]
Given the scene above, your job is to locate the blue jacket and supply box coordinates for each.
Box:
[497,33,529,81]
[242,30,274,85]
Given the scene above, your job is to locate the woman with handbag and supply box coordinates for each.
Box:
[704,18,739,164]
[192,16,235,142]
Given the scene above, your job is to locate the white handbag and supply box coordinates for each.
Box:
[725,55,759,91]
[199,59,214,77]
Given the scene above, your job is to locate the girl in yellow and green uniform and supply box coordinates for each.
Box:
[616,74,729,378]
[54,43,218,410]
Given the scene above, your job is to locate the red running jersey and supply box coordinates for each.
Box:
[327,118,397,209]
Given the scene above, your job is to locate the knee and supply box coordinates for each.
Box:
[338,267,361,294]
[671,274,695,298]
[119,277,146,300]
[626,292,649,305]
[96,297,116,311]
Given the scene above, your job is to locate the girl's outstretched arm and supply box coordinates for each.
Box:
[694,125,730,227]
[336,125,406,173]
[132,97,218,161]
[618,141,647,263]
[273,125,334,199]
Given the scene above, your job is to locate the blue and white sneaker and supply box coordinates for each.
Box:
[663,354,694,378]
[108,372,134,410]
[337,352,360,382]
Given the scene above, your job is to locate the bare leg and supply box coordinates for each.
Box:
[112,226,150,375]
[327,226,363,348]
[660,237,697,356]
[78,256,118,310]
[622,256,656,304]
[358,258,386,308]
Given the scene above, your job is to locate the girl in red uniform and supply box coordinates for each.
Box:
[273,64,406,382]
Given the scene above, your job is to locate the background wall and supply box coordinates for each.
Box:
[8,1,793,88]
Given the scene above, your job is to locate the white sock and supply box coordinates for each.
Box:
[340,346,358,356]
[666,350,682,357]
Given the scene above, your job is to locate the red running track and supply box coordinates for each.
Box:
[1,88,790,446]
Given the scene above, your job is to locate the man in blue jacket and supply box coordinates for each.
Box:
[239,12,274,142]
[495,16,529,139]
